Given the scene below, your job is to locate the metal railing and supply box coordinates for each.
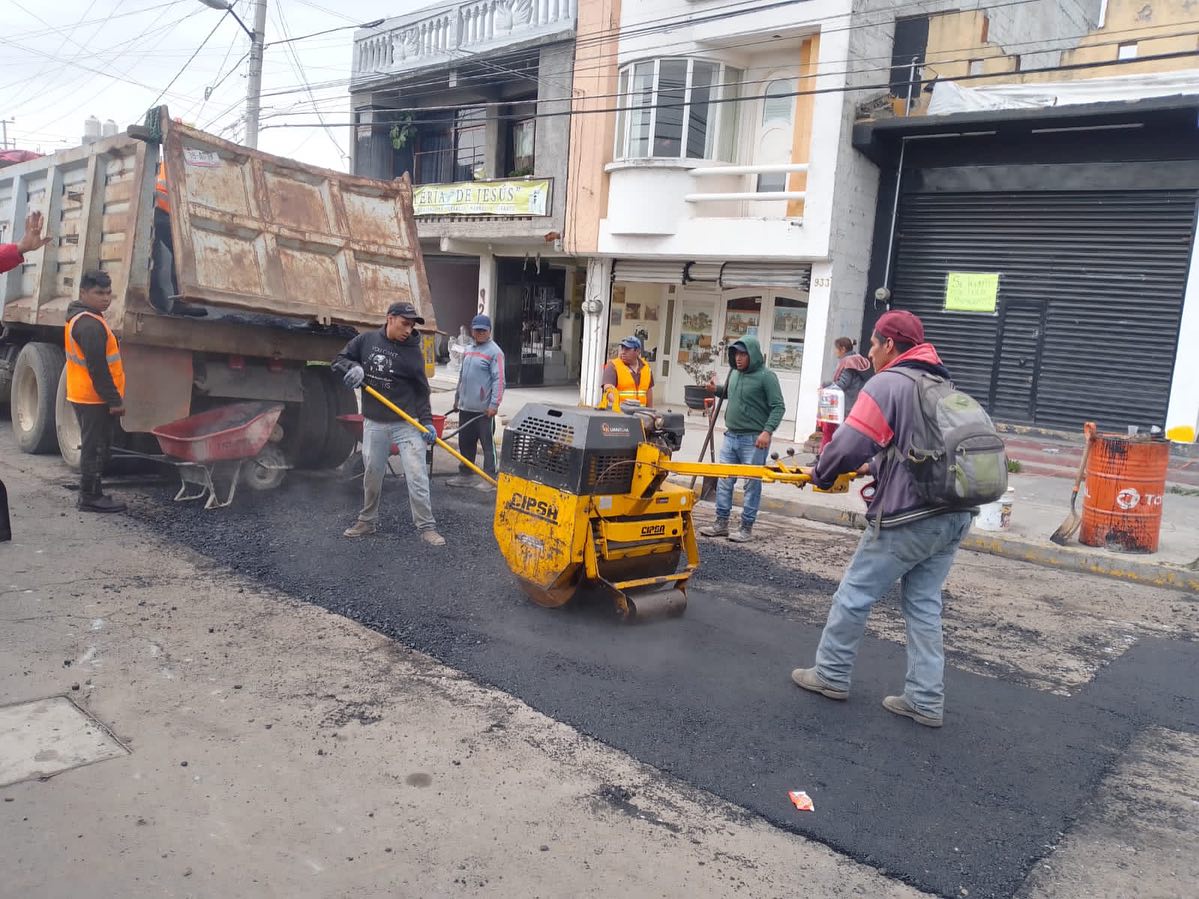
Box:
[685,163,808,204]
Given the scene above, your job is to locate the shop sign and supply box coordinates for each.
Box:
[944,272,1000,313]
[413,179,551,216]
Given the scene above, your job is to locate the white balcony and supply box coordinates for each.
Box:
[353,0,577,86]
[599,160,817,260]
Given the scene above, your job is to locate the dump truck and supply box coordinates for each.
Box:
[0,109,435,471]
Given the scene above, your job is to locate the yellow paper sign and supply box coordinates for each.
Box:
[944,272,999,313]
[413,179,551,216]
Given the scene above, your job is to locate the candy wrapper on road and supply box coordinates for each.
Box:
[789,790,814,811]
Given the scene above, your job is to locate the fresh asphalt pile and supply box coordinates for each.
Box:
[127,473,1199,899]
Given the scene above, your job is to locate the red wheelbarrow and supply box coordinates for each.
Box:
[144,402,288,510]
[335,412,447,479]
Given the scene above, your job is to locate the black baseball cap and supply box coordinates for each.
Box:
[386,301,425,324]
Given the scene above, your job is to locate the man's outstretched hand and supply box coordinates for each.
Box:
[15,211,52,255]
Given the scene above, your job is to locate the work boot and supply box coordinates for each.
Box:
[728,524,753,543]
[343,519,376,538]
[475,479,496,492]
[700,518,729,538]
[791,667,849,701]
[446,476,475,488]
[420,529,446,546]
[78,493,126,513]
[882,695,943,728]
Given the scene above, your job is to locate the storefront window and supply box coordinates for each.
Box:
[769,297,806,372]
[616,58,742,161]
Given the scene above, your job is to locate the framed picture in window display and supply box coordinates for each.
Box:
[611,306,623,326]
[625,302,641,320]
[724,311,759,342]
[644,304,659,322]
[772,305,807,337]
[681,310,712,332]
[769,341,803,372]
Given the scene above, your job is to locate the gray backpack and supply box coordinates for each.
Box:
[890,369,1008,508]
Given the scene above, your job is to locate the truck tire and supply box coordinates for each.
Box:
[317,368,357,469]
[282,367,331,469]
[55,367,82,471]
[11,342,65,454]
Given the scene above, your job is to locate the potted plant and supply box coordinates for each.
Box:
[680,341,725,411]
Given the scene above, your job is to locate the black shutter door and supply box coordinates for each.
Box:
[890,190,1197,431]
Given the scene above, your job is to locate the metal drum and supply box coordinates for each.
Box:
[1080,434,1170,553]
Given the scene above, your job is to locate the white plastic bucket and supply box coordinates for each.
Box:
[975,489,1014,532]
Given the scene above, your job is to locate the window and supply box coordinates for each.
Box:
[510,118,535,176]
[412,107,487,184]
[890,16,930,97]
[616,58,741,160]
[1117,41,1138,60]
[762,79,795,124]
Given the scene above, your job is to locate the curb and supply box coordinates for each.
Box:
[679,478,1199,594]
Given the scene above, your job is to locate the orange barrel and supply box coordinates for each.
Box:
[1079,434,1170,553]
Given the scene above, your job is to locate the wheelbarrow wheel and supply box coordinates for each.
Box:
[243,444,287,491]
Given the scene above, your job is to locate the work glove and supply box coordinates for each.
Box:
[421,425,437,446]
[343,364,364,388]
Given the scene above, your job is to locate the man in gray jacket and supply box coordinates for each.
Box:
[447,314,505,491]
[791,310,972,729]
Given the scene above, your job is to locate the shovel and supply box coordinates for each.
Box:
[1049,421,1096,546]
[690,375,727,501]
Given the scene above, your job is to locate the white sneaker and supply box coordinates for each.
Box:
[420,529,446,546]
[446,476,474,488]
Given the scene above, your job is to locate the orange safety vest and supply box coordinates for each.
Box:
[601,358,651,412]
[65,311,125,405]
[155,161,170,214]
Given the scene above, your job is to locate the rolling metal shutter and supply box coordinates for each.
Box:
[890,189,1197,431]
[613,260,687,283]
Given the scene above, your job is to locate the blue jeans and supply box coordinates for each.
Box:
[359,418,435,532]
[814,511,972,717]
[714,432,769,528]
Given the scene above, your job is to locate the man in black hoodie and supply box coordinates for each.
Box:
[334,302,444,546]
[64,270,127,512]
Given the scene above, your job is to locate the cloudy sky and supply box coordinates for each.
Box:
[3,0,439,171]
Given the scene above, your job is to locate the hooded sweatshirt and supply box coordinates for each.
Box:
[833,352,872,413]
[455,338,505,413]
[813,342,956,527]
[65,299,123,408]
[335,327,433,426]
[714,336,786,435]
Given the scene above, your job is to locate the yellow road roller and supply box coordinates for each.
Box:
[493,403,851,621]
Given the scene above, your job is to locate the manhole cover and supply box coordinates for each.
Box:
[0,696,128,787]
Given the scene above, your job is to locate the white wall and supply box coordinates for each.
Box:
[1165,230,1199,440]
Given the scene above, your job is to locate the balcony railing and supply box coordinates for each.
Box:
[353,0,578,85]
[685,163,808,204]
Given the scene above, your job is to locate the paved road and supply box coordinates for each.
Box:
[124,472,1199,899]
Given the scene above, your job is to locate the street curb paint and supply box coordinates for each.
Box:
[672,477,1199,594]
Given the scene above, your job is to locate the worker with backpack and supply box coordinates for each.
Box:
[790,310,1007,729]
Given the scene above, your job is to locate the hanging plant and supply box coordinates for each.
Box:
[389,113,416,150]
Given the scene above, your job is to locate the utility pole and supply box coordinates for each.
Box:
[0,119,12,150]
[198,0,266,149]
[244,0,268,149]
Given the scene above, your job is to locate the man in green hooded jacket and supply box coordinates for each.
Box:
[700,336,786,542]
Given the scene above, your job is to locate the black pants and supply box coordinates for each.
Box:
[457,411,496,476]
[150,207,176,313]
[73,402,115,495]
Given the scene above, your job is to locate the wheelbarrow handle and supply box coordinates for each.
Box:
[362,386,497,486]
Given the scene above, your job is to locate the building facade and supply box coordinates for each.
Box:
[857,0,1199,437]
[351,1,586,387]
[564,0,1112,439]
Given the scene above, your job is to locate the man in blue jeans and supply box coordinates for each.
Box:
[699,336,786,543]
[335,302,445,546]
[792,310,972,728]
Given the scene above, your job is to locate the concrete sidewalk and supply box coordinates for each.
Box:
[428,384,1199,593]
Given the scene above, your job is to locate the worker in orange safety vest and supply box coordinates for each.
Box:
[64,269,127,513]
[599,335,654,412]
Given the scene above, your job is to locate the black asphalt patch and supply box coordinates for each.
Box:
[128,475,1199,899]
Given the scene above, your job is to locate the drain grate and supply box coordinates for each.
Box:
[0,696,128,787]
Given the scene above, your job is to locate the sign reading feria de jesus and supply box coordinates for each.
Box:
[413,179,551,216]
